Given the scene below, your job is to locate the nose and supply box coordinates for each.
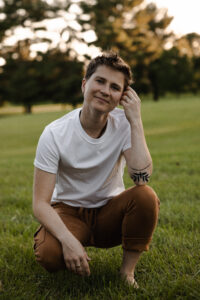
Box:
[100,83,110,96]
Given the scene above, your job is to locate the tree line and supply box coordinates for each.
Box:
[0,0,200,113]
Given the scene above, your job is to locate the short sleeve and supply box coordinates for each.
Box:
[34,126,59,174]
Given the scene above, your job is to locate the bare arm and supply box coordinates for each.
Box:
[120,87,152,185]
[33,167,91,276]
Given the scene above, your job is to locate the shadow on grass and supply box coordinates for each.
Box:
[1,238,200,299]
[1,245,140,300]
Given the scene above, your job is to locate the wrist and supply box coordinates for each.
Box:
[58,230,72,245]
[59,230,79,247]
[129,117,143,128]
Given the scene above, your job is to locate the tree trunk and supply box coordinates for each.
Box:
[153,87,159,101]
[24,103,32,114]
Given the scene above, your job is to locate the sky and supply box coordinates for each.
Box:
[146,0,200,36]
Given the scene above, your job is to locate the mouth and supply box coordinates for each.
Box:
[94,96,109,104]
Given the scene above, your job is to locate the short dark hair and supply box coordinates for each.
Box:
[85,51,133,89]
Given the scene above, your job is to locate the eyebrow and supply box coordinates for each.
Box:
[95,76,122,90]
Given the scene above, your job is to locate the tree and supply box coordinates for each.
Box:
[2,47,83,113]
[172,33,200,94]
[192,56,200,93]
[148,47,194,99]
[2,52,44,113]
[0,0,59,110]
[0,0,85,112]
[174,33,200,58]
[0,0,63,42]
[40,49,84,108]
[77,0,173,99]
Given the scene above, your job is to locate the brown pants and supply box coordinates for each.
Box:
[34,185,160,272]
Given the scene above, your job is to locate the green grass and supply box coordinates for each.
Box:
[0,97,200,299]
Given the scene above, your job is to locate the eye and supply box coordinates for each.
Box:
[96,78,104,84]
[111,85,120,91]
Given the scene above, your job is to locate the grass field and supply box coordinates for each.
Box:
[0,97,200,299]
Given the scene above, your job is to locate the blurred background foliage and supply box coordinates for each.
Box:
[0,0,200,113]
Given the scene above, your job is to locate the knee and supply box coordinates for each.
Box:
[130,185,160,213]
[122,185,160,242]
[34,230,65,272]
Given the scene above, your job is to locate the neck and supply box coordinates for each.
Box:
[80,106,108,138]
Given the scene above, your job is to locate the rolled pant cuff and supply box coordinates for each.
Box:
[122,237,152,252]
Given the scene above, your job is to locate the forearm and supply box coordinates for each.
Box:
[120,87,152,185]
[33,200,91,275]
[32,168,90,275]
[33,201,75,245]
[130,118,152,167]
[127,119,152,185]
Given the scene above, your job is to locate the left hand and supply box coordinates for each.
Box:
[120,86,141,124]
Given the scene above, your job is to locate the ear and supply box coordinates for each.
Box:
[81,78,86,94]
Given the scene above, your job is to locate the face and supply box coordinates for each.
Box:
[82,65,125,114]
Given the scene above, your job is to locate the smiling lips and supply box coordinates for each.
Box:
[94,96,109,103]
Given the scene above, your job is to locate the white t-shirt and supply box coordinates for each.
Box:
[34,107,131,208]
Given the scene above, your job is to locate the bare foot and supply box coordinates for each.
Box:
[120,273,139,289]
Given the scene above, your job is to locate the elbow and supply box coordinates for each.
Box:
[32,199,43,220]
[32,201,39,219]
[32,197,51,222]
[133,177,151,186]
[134,180,148,186]
[129,169,152,186]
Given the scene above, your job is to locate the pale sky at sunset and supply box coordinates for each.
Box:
[146,0,200,36]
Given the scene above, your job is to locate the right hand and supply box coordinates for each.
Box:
[61,236,91,276]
